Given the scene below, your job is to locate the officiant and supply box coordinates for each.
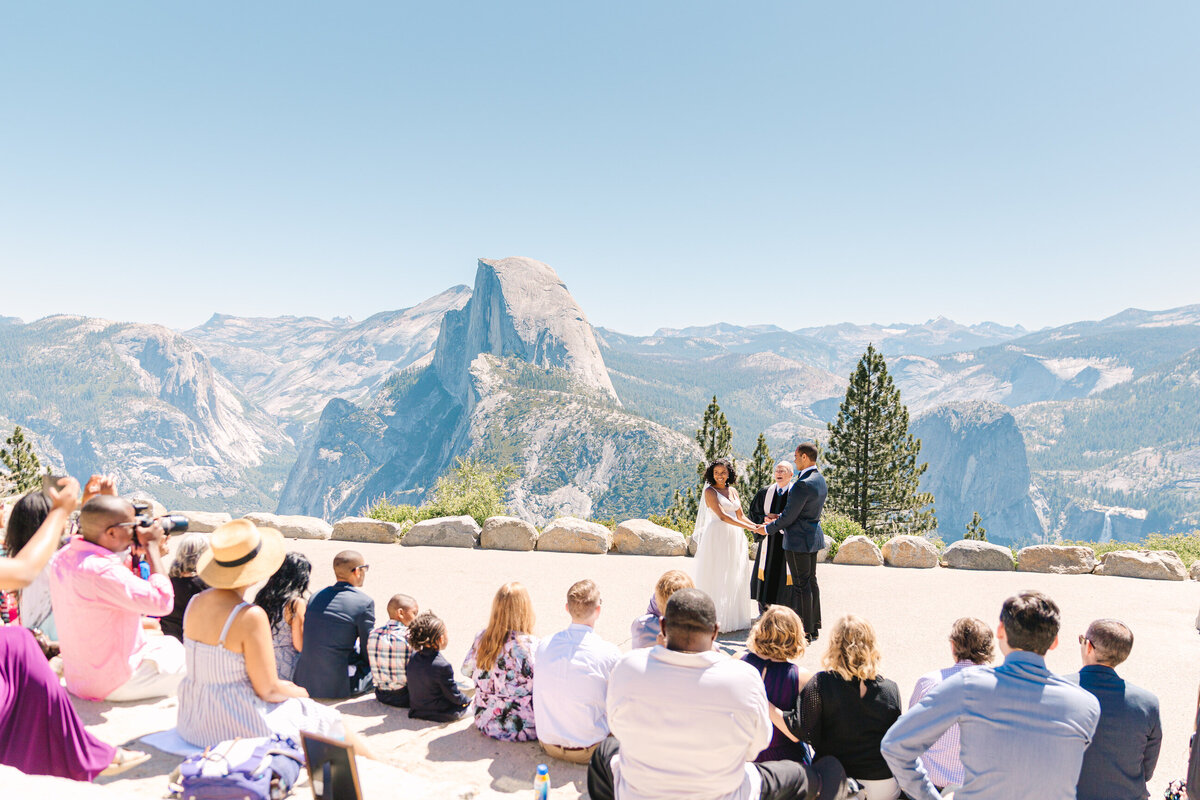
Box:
[747,460,793,613]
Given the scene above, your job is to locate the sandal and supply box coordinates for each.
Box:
[99,747,151,777]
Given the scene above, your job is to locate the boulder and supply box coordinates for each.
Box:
[401,516,481,548]
[480,516,540,551]
[243,511,332,540]
[1016,545,1096,575]
[179,511,232,534]
[687,536,699,557]
[817,534,834,563]
[128,493,167,518]
[942,540,1016,571]
[536,517,613,555]
[1191,560,1200,581]
[332,517,404,544]
[614,519,687,556]
[832,535,884,566]
[1093,550,1187,581]
[881,535,940,569]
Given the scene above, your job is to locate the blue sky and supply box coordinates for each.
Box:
[2,3,1197,334]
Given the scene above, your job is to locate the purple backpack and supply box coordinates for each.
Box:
[175,735,304,800]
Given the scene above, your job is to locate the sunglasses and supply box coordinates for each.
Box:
[1078,635,1091,646]
[355,564,371,573]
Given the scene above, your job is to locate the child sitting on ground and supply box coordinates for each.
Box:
[406,612,470,723]
[630,570,695,648]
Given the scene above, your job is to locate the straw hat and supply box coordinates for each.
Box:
[197,518,286,589]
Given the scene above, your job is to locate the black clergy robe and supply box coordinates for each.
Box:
[748,485,791,609]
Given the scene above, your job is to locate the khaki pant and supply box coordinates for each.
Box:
[105,635,186,702]
[539,740,601,765]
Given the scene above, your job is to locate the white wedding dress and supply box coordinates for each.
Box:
[691,487,756,632]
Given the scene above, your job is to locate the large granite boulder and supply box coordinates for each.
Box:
[1190,560,1200,581]
[614,519,687,556]
[536,517,613,554]
[244,511,332,540]
[1016,545,1096,575]
[179,511,232,533]
[832,535,884,566]
[942,540,1015,571]
[402,516,481,548]
[332,517,403,544]
[128,493,167,518]
[817,534,834,563]
[480,516,539,551]
[687,536,699,557]
[1093,550,1187,581]
[881,535,940,568]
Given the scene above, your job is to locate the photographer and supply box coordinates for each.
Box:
[47,495,186,702]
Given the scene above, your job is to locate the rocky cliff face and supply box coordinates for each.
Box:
[0,316,293,511]
[278,258,692,522]
[911,401,1044,547]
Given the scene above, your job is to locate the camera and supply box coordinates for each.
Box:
[131,502,189,535]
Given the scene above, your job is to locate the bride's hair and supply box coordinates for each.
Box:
[703,457,738,487]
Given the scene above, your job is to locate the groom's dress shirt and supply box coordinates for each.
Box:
[606,646,771,800]
[533,623,621,747]
[881,650,1100,800]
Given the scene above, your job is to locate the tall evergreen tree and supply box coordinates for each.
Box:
[964,511,987,541]
[667,395,738,523]
[824,345,936,537]
[1,426,44,494]
[745,433,774,498]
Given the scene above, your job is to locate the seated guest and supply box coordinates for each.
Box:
[255,552,312,680]
[406,611,470,722]
[630,569,693,649]
[4,490,64,641]
[742,605,812,764]
[367,593,419,707]
[0,476,148,780]
[906,617,993,793]
[881,591,1101,800]
[176,519,373,757]
[463,581,539,741]
[590,588,850,800]
[293,550,375,699]
[789,614,901,800]
[48,495,185,701]
[533,579,621,764]
[1063,619,1161,800]
[160,533,209,641]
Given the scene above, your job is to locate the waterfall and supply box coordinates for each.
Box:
[1099,510,1113,544]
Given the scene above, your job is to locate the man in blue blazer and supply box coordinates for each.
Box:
[293,550,376,699]
[759,442,827,641]
[1063,619,1161,800]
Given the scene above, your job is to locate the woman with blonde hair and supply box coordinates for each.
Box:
[740,605,813,764]
[462,581,538,741]
[794,614,901,799]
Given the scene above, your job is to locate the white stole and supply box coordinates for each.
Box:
[758,484,792,584]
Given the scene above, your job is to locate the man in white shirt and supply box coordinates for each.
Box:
[533,579,622,764]
[589,588,849,800]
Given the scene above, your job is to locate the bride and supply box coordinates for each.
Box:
[691,458,759,632]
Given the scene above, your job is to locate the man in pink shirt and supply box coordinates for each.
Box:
[49,496,186,701]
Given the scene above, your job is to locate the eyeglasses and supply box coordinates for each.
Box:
[1078,635,1091,646]
[355,564,371,573]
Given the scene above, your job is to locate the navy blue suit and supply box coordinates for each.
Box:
[1062,665,1161,800]
[292,582,375,699]
[764,467,827,639]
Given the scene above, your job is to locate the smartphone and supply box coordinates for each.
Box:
[40,474,67,494]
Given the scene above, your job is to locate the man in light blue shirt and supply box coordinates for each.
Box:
[881,591,1101,800]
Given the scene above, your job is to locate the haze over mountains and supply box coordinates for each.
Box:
[2,257,1197,546]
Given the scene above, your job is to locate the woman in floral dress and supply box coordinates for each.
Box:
[462,581,538,741]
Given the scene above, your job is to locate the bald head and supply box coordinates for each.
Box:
[78,496,135,544]
[387,593,417,617]
[333,550,365,583]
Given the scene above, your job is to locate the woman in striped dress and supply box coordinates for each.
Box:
[176,519,373,756]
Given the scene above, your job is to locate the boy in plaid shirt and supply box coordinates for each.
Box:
[367,594,419,707]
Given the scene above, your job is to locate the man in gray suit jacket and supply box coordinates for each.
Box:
[759,442,827,641]
[1063,619,1161,800]
[293,550,376,699]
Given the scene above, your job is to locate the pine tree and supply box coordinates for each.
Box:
[1,426,44,494]
[964,511,987,541]
[745,433,774,498]
[824,345,936,538]
[666,395,738,523]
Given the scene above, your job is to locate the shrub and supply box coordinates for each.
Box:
[1061,530,1200,565]
[648,513,695,537]
[364,458,515,528]
[822,511,865,558]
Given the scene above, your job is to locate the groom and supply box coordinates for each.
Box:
[759,442,827,642]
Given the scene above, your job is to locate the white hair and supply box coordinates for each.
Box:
[774,460,795,473]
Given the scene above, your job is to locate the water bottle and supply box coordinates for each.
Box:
[533,763,550,799]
